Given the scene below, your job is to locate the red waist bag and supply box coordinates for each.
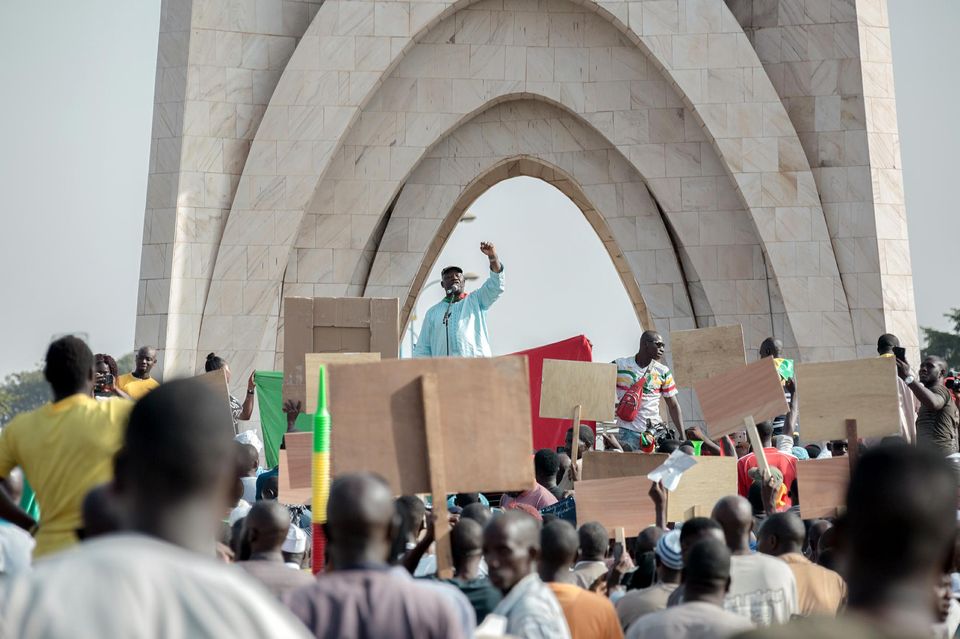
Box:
[616,376,645,422]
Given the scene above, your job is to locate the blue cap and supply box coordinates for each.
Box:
[655,529,683,570]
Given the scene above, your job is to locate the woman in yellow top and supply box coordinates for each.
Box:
[0,336,133,558]
[115,346,160,400]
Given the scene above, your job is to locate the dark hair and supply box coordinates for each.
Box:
[877,333,900,354]
[684,538,731,586]
[44,336,94,396]
[450,518,483,565]
[804,444,822,458]
[395,495,426,541]
[94,353,119,378]
[205,352,227,372]
[455,492,481,507]
[541,519,579,566]
[657,439,681,454]
[756,421,774,440]
[461,502,492,527]
[629,551,657,590]
[679,517,722,552]
[577,521,608,560]
[759,512,806,548]
[534,449,560,478]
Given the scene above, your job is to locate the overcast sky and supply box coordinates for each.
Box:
[0,1,956,377]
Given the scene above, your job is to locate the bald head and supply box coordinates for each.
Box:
[541,520,579,569]
[246,501,291,554]
[759,337,783,358]
[757,512,806,557]
[327,473,396,567]
[484,511,542,594]
[712,496,753,554]
[635,525,664,557]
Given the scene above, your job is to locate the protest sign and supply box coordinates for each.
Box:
[670,325,746,388]
[540,360,616,461]
[797,457,850,519]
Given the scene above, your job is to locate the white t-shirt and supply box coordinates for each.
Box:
[0,533,313,638]
[614,357,679,432]
[0,521,34,577]
[626,600,754,639]
[724,553,799,626]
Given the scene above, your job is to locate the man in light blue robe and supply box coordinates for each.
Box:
[413,242,504,358]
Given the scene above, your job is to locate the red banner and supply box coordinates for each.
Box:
[512,335,596,450]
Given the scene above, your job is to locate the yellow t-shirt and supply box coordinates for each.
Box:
[116,373,159,400]
[0,394,133,558]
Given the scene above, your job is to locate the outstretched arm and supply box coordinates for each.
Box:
[480,241,502,273]
[897,359,947,411]
[238,371,256,421]
[474,242,505,310]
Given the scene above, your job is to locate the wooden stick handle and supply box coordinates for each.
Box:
[845,419,858,475]
[570,404,583,462]
[421,373,453,579]
[744,416,771,480]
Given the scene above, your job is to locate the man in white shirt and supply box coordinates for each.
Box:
[0,379,312,638]
[613,331,684,449]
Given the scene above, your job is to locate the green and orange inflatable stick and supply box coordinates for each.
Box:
[312,365,331,574]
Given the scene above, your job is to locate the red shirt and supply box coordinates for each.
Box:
[737,448,798,508]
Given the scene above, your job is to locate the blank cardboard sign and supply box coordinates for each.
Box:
[670,325,746,388]
[278,432,312,505]
[305,353,381,414]
[796,457,850,519]
[575,476,657,537]
[284,297,399,408]
[192,368,235,428]
[581,451,667,480]
[695,357,788,438]
[328,356,534,495]
[795,357,899,443]
[667,456,738,522]
[540,360,616,421]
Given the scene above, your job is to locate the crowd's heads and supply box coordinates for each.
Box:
[94,353,119,379]
[756,512,806,557]
[326,473,397,568]
[540,519,579,578]
[805,519,832,562]
[112,378,237,549]
[236,442,259,477]
[759,337,783,359]
[711,496,753,552]
[134,345,157,376]
[245,501,291,555]
[451,518,484,571]
[395,495,426,543]
[460,502,493,527]
[283,525,308,567]
[577,521,608,562]
[843,445,957,608]
[679,516,724,560]
[634,525,664,558]
[44,335,94,398]
[638,331,665,361]
[484,510,541,594]
[455,493,482,508]
[755,420,774,442]
[877,333,900,355]
[683,538,732,600]
[534,449,560,485]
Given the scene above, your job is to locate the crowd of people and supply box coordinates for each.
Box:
[0,329,958,638]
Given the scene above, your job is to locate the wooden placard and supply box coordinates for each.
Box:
[666,456,738,522]
[192,368,235,428]
[581,451,667,480]
[329,356,534,495]
[795,357,899,443]
[421,373,453,578]
[695,357,788,438]
[574,476,657,538]
[278,432,312,505]
[796,457,850,519]
[284,297,399,408]
[305,353,381,414]
[670,325,746,388]
[539,360,617,421]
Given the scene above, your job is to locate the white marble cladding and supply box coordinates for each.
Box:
[141,0,914,383]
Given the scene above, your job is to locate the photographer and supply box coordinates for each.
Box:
[93,353,130,400]
[896,354,960,456]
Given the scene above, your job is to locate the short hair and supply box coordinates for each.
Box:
[658,439,681,454]
[804,444,822,458]
[567,424,594,445]
[205,352,227,372]
[235,442,259,474]
[684,538,731,586]
[846,445,958,583]
[461,502,492,527]
[541,520,579,566]
[44,336,93,395]
[94,353,119,378]
[534,449,560,478]
[578,521,608,559]
[877,333,900,354]
[756,421,774,440]
[455,493,481,507]
[759,512,805,548]
[680,517,722,550]
[395,496,426,540]
[450,518,483,565]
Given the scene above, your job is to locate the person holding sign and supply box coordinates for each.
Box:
[413,242,504,358]
[613,331,685,449]
[896,354,960,455]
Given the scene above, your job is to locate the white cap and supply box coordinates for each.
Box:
[234,430,263,454]
[282,524,307,554]
[228,499,252,526]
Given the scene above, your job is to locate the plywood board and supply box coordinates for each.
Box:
[795,357,899,443]
[695,357,788,438]
[575,476,657,538]
[305,353,381,414]
[329,356,534,495]
[670,325,746,388]
[539,360,616,421]
[192,368,235,428]
[667,456,738,522]
[796,457,850,519]
[581,451,667,480]
[283,297,399,408]
[278,432,313,505]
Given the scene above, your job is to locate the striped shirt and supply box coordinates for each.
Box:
[614,358,678,432]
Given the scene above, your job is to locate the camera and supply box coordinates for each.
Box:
[946,372,960,391]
